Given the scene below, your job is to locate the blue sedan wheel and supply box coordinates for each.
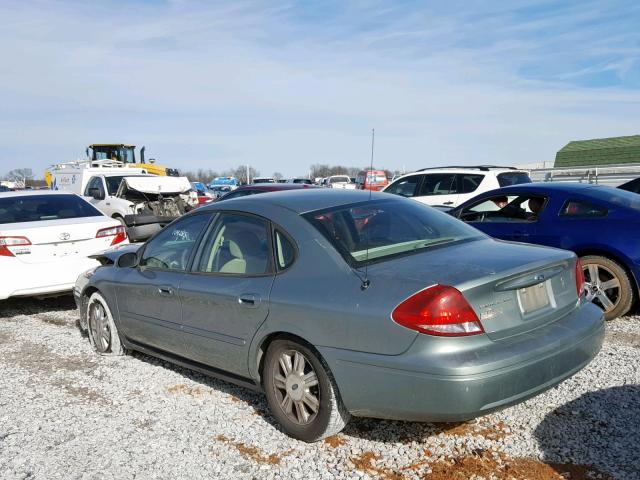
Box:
[581,255,634,320]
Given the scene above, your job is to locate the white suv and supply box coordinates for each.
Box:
[382,166,531,207]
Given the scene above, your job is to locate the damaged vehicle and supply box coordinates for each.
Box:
[83,174,197,241]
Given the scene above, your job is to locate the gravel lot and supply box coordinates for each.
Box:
[1,296,638,480]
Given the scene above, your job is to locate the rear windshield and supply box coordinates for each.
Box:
[330,176,351,183]
[304,199,483,265]
[0,194,102,224]
[497,172,531,187]
[367,173,387,183]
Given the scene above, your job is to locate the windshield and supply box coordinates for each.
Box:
[304,199,483,265]
[93,146,135,164]
[210,177,238,186]
[0,194,102,224]
[104,175,148,195]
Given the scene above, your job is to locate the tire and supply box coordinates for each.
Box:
[580,255,634,320]
[86,292,126,356]
[112,215,126,226]
[263,338,350,442]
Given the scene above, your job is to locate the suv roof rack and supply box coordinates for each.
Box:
[416,165,518,172]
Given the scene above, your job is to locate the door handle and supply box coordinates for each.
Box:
[158,286,174,296]
[238,294,260,308]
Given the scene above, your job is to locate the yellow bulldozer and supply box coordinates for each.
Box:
[45,144,179,187]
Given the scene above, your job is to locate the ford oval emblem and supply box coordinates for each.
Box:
[59,232,70,241]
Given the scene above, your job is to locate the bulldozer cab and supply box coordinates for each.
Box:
[89,144,136,165]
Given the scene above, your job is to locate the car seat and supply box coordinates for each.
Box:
[219,229,267,274]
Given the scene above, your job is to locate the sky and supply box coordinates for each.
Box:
[1,0,639,178]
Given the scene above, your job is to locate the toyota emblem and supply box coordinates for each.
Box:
[59,232,71,241]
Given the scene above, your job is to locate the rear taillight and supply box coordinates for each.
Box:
[391,285,484,337]
[0,236,32,257]
[575,259,585,298]
[96,226,127,246]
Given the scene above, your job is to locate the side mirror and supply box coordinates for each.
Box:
[117,252,138,268]
[88,188,103,200]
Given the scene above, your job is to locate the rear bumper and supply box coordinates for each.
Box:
[319,302,605,421]
[0,257,99,300]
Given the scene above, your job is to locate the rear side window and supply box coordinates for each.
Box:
[560,200,608,217]
[497,172,531,187]
[0,194,102,224]
[419,174,456,196]
[384,175,420,197]
[456,174,484,194]
[196,214,272,275]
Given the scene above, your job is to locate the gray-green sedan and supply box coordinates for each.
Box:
[75,189,604,442]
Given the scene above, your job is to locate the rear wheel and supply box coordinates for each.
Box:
[263,339,350,442]
[86,292,126,356]
[581,255,634,320]
[112,215,126,227]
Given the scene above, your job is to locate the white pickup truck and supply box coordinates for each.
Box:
[52,168,197,240]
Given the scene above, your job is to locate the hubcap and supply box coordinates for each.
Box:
[583,263,621,312]
[272,350,320,425]
[89,301,111,353]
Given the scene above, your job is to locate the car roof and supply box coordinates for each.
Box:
[491,182,610,194]
[394,168,526,179]
[236,183,317,192]
[0,190,67,197]
[205,188,390,214]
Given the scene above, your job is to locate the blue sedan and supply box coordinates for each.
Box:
[451,183,640,319]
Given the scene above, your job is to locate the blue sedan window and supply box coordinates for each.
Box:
[561,200,607,217]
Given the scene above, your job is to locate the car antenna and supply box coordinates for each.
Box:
[360,128,375,290]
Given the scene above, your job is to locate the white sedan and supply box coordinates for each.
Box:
[0,191,128,300]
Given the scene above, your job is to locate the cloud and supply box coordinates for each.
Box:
[0,0,639,176]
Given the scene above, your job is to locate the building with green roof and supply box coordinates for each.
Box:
[554,135,640,168]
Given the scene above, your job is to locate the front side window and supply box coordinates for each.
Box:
[561,200,608,217]
[196,214,272,275]
[418,174,456,196]
[384,175,420,197]
[140,214,211,270]
[84,177,105,198]
[0,194,102,224]
[305,199,482,265]
[458,194,547,223]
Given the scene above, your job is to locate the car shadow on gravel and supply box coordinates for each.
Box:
[130,351,271,414]
[0,295,76,318]
[534,385,640,479]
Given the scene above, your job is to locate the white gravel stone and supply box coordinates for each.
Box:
[0,296,638,479]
